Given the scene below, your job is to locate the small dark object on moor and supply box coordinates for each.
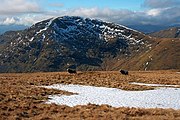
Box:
[67,68,77,74]
[120,69,128,75]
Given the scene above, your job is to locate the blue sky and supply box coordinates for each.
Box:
[43,0,145,11]
[0,0,179,26]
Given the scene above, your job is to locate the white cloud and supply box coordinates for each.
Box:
[1,6,179,26]
[0,15,53,26]
[142,0,180,25]
[56,7,180,26]
[0,0,179,27]
[3,17,17,25]
[143,0,180,8]
[146,9,161,16]
[0,0,41,15]
[49,3,64,8]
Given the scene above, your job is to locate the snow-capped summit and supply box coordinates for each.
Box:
[0,16,179,72]
[26,16,145,44]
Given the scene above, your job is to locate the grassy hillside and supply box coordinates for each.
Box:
[101,37,180,71]
[150,27,180,38]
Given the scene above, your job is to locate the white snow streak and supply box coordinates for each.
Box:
[29,37,34,42]
[130,82,179,87]
[36,27,47,35]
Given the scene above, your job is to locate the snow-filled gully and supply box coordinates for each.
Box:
[42,83,180,109]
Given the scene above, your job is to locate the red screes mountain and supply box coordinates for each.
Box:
[0,16,179,72]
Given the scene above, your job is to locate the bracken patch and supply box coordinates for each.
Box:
[0,71,180,119]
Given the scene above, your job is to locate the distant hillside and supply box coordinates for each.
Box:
[0,16,179,72]
[150,27,180,38]
[111,38,180,71]
[128,25,171,34]
[0,25,27,35]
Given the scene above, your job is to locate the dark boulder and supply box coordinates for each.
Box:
[67,68,77,74]
[120,69,128,75]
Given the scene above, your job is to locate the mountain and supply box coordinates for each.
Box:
[0,16,179,72]
[128,25,180,33]
[0,25,28,35]
[128,25,169,33]
[149,27,180,38]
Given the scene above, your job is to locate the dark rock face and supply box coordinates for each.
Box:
[0,16,155,72]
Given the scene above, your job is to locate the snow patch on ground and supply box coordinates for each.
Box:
[130,82,179,87]
[42,84,180,109]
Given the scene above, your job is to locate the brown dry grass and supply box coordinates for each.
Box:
[0,71,180,120]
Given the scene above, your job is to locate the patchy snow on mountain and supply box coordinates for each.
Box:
[30,16,145,44]
[42,83,180,109]
[0,16,161,72]
[36,27,48,35]
[47,17,57,27]
[29,37,34,42]
[177,29,180,34]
